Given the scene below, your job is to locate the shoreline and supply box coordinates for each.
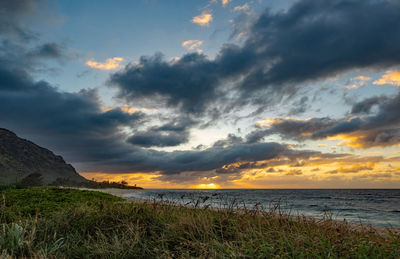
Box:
[2,186,398,257]
[65,187,400,236]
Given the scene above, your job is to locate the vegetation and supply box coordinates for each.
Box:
[0,186,122,222]
[18,173,43,187]
[1,172,143,190]
[0,187,399,258]
[51,177,143,190]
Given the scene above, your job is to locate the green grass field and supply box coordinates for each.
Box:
[0,187,399,258]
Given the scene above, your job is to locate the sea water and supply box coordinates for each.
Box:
[124,189,400,227]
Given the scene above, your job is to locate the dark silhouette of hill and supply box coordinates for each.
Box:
[0,128,87,185]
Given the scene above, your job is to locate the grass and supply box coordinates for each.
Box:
[0,186,122,222]
[0,187,399,258]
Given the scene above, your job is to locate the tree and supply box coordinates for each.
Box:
[18,173,43,187]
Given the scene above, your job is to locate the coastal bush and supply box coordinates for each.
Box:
[0,186,122,222]
[0,187,399,258]
[0,223,25,256]
[18,173,43,187]
[52,178,143,190]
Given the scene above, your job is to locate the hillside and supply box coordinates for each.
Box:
[0,128,87,185]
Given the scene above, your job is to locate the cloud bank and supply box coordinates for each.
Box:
[1,0,400,187]
[110,0,400,117]
[254,92,400,148]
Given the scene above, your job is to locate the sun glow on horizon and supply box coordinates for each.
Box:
[192,183,220,189]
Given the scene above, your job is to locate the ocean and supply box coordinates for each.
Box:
[125,189,400,228]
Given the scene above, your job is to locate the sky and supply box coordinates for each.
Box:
[1,0,400,189]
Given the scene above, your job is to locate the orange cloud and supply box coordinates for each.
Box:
[86,57,123,70]
[286,169,302,176]
[102,106,156,114]
[222,0,231,7]
[234,3,249,11]
[256,117,313,128]
[328,131,400,149]
[192,13,213,26]
[326,162,376,174]
[344,75,371,89]
[182,40,203,50]
[373,70,400,86]
[80,172,166,189]
[79,148,400,189]
[79,154,400,188]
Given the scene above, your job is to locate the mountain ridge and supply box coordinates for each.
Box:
[0,128,87,185]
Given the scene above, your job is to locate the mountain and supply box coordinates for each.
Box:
[0,128,87,185]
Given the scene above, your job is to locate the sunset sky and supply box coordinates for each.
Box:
[1,0,400,188]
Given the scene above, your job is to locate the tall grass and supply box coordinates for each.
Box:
[0,187,399,258]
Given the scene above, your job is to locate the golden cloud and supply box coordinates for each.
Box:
[102,106,156,114]
[80,153,400,189]
[373,70,400,86]
[86,57,123,70]
[192,13,213,26]
[80,172,165,189]
[234,3,249,11]
[344,75,371,89]
[328,131,400,149]
[182,40,203,50]
[222,0,231,7]
[256,117,311,127]
[326,162,376,174]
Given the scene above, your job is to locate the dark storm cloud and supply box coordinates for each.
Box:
[257,92,400,148]
[0,40,315,176]
[0,17,142,166]
[212,133,244,147]
[110,0,400,115]
[127,131,189,147]
[120,142,288,175]
[154,116,197,132]
[0,49,352,177]
[313,93,400,140]
[0,0,309,177]
[202,147,345,178]
[110,53,221,114]
[2,0,400,180]
[0,0,70,68]
[0,0,42,41]
[0,40,71,77]
[288,96,309,115]
[245,129,271,144]
[350,96,389,114]
[84,140,346,177]
[127,116,197,147]
[312,118,363,139]
[0,0,41,14]
[0,38,145,162]
[246,118,336,143]
[240,0,400,90]
[353,128,400,148]
[28,42,66,60]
